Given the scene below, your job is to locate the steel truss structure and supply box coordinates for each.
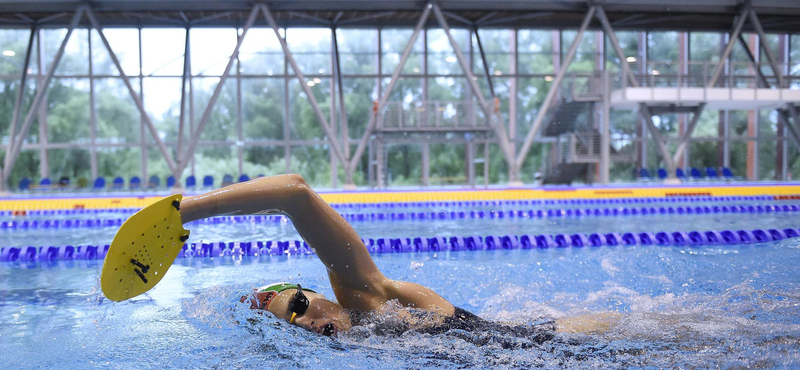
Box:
[1,0,799,190]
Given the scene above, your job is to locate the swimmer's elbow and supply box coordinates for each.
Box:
[284,173,308,187]
[279,174,314,204]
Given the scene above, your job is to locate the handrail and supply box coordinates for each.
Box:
[614,60,796,89]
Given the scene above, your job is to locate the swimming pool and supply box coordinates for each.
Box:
[2,187,800,369]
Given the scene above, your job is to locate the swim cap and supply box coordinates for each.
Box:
[252,282,316,310]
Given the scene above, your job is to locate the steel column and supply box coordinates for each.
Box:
[600,70,610,184]
[3,8,83,183]
[236,28,244,178]
[0,26,35,189]
[86,8,179,174]
[787,105,800,146]
[595,6,638,88]
[36,29,48,180]
[671,103,706,165]
[347,5,432,177]
[748,10,783,87]
[332,27,352,184]
[515,6,596,170]
[737,34,770,88]
[779,108,800,151]
[707,9,748,88]
[261,4,347,171]
[88,27,97,179]
[473,28,495,98]
[187,30,195,176]
[639,103,678,178]
[138,28,146,181]
[177,27,190,167]
[431,2,516,179]
[329,32,338,187]
[179,5,259,174]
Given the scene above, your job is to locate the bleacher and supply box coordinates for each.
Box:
[14,173,257,192]
[635,167,742,182]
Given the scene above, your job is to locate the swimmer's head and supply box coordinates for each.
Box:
[241,282,351,337]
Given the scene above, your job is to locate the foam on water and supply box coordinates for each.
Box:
[2,225,800,369]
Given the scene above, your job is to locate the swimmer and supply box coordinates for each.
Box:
[177,174,617,338]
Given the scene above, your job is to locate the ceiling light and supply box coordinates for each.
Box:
[2,50,15,57]
[307,81,316,86]
[651,70,660,75]
[413,68,420,73]
[445,56,457,63]
[313,78,322,84]
[544,75,554,82]
[626,56,637,63]
[493,71,503,76]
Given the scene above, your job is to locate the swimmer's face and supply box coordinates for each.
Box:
[248,289,351,336]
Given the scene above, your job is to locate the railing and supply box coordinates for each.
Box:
[557,133,635,164]
[379,101,491,131]
[564,72,604,101]
[613,61,797,89]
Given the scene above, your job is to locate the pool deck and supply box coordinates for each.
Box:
[1,182,799,210]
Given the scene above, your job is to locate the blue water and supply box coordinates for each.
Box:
[2,201,800,248]
[1,200,800,369]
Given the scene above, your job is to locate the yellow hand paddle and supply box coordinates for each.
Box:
[101,194,190,302]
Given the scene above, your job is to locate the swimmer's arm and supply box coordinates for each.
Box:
[179,174,389,308]
[555,312,621,334]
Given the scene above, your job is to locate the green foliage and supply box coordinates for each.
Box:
[1,27,795,189]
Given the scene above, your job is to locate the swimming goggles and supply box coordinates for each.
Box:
[288,284,310,324]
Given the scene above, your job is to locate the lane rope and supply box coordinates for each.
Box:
[2,227,798,264]
[1,202,798,231]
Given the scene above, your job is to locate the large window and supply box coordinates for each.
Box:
[0,23,797,189]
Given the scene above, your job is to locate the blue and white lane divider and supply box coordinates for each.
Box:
[2,227,799,263]
[2,203,799,231]
[0,195,785,217]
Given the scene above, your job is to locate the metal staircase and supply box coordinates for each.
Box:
[542,73,633,185]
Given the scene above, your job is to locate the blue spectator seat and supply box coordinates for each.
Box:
[185,175,196,188]
[58,177,70,187]
[721,167,742,180]
[638,168,651,181]
[657,168,668,180]
[166,176,176,188]
[112,177,125,190]
[93,177,106,190]
[148,175,160,189]
[690,168,703,180]
[676,168,686,181]
[19,178,31,190]
[705,167,719,178]
[256,174,265,178]
[129,176,142,190]
[202,175,213,188]
[238,174,250,183]
[221,174,234,186]
[39,178,52,190]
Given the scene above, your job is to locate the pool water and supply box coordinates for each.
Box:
[2,200,800,248]
[1,201,800,369]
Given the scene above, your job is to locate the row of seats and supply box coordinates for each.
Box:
[637,167,741,181]
[18,174,259,191]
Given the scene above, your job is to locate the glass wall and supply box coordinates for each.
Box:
[0,23,797,189]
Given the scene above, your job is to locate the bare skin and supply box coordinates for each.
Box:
[179,174,618,336]
[179,174,454,335]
